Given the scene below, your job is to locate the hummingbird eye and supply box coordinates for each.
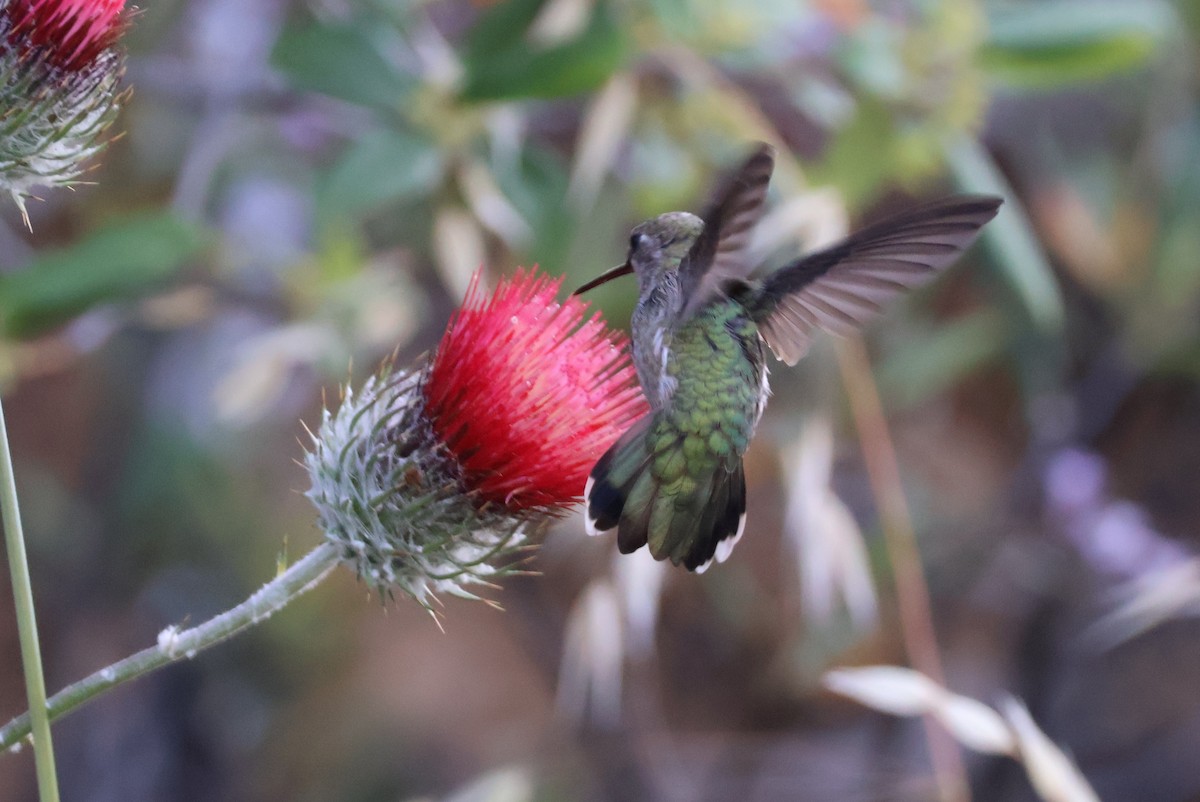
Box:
[629,233,645,252]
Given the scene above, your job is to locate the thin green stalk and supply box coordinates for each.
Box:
[1,541,340,752]
[0,398,59,800]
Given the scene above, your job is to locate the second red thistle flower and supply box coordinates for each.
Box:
[0,0,129,222]
[6,0,125,72]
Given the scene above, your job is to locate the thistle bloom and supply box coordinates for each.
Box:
[305,268,648,606]
[0,0,128,223]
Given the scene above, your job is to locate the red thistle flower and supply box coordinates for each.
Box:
[0,0,129,223]
[306,267,647,605]
[6,0,125,72]
[424,268,648,511]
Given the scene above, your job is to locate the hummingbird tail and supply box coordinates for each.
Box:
[584,416,747,572]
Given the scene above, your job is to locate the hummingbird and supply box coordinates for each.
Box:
[574,143,1001,572]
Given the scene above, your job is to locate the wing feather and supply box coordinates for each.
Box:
[752,195,1002,365]
[678,143,775,317]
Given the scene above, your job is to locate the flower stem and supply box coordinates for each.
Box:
[0,398,60,800]
[0,541,340,753]
[837,339,970,802]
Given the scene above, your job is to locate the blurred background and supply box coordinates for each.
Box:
[1,0,1199,799]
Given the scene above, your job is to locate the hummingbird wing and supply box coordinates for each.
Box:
[677,142,776,318]
[751,194,1002,365]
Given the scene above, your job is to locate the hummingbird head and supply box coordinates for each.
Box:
[574,211,703,296]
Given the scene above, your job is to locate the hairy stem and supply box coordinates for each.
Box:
[1,541,340,753]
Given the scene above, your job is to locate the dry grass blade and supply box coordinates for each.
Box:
[568,72,638,212]
[782,416,878,629]
[1001,699,1100,802]
[433,205,487,299]
[612,548,666,658]
[556,580,624,727]
[1085,557,1200,649]
[824,667,1101,802]
[458,160,533,246]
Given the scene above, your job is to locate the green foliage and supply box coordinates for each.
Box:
[982,1,1176,87]
[318,128,443,223]
[460,0,629,101]
[878,310,1010,409]
[945,136,1065,333]
[0,214,206,338]
[809,96,898,208]
[491,146,574,267]
[271,20,415,109]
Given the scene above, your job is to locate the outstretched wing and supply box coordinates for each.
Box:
[678,143,776,317]
[752,195,1002,365]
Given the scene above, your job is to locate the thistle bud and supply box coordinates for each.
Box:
[0,0,128,224]
[305,269,648,607]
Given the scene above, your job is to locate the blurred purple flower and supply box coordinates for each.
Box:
[1045,448,1188,582]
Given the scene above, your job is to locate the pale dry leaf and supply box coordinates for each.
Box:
[436,766,535,802]
[527,0,593,46]
[825,496,879,628]
[823,666,941,716]
[825,667,1100,802]
[410,16,463,88]
[556,581,624,727]
[783,417,878,628]
[825,666,1014,754]
[612,547,666,658]
[568,72,638,212]
[458,161,532,246]
[213,323,331,426]
[1003,698,1100,802]
[1086,556,1200,648]
[934,692,1015,755]
[433,206,487,300]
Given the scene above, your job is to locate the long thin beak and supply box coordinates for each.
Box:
[573,261,633,295]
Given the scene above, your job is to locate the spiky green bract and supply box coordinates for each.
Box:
[305,369,530,608]
[0,0,127,224]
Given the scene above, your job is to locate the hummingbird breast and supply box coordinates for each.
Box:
[630,276,681,409]
[632,291,769,451]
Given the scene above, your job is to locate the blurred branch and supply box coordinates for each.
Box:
[836,338,969,802]
[0,542,339,753]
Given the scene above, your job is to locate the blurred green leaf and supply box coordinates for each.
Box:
[982,1,1175,87]
[463,0,544,57]
[838,19,906,100]
[461,0,628,101]
[272,21,414,109]
[493,146,574,267]
[809,96,895,207]
[945,136,1064,333]
[877,310,1010,409]
[0,214,206,338]
[318,129,442,222]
